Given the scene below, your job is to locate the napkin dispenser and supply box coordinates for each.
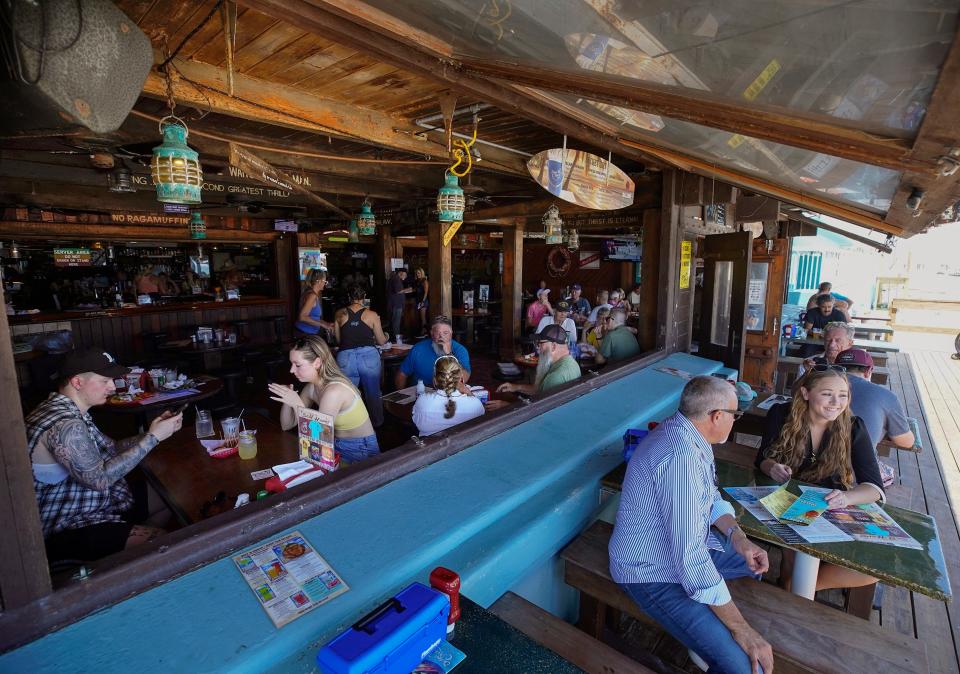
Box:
[316,582,449,674]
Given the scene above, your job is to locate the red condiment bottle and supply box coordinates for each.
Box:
[429,567,461,634]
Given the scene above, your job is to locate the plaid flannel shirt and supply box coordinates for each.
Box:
[25,393,133,537]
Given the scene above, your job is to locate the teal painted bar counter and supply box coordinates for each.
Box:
[0,353,726,673]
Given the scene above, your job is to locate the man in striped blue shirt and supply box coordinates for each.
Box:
[610,376,774,674]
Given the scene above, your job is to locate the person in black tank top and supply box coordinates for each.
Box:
[334,285,390,427]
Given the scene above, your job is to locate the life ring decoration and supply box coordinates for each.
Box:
[547,245,572,277]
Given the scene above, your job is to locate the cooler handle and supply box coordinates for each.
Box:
[353,597,405,634]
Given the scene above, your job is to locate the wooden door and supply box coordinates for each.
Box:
[742,238,789,390]
[697,232,752,371]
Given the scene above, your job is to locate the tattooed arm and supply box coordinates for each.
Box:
[48,420,158,492]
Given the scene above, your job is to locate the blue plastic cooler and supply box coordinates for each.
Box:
[316,582,450,674]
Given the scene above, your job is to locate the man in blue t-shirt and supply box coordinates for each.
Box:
[836,349,914,449]
[394,315,471,388]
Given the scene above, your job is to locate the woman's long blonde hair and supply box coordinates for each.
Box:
[433,355,462,419]
[764,369,855,487]
[292,335,360,396]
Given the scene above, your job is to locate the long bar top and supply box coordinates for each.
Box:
[0,352,728,673]
[8,296,286,324]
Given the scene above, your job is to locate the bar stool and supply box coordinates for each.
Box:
[267,315,288,347]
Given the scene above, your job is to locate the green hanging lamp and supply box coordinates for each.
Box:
[436,171,465,223]
[348,218,360,243]
[151,116,203,204]
[357,199,376,236]
[189,211,207,239]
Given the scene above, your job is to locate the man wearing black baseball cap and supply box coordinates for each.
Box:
[535,299,577,347]
[24,348,183,562]
[497,323,581,395]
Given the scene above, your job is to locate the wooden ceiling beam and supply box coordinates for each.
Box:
[882,28,960,234]
[236,0,667,170]
[458,57,933,175]
[141,56,530,176]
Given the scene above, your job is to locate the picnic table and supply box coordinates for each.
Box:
[601,458,951,603]
[784,335,900,353]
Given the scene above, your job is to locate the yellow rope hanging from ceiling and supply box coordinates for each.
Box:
[448,123,477,178]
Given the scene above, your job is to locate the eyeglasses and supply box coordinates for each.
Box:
[711,409,744,420]
[811,364,846,373]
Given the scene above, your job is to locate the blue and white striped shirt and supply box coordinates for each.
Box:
[609,411,735,605]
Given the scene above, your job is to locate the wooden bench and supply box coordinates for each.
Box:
[490,591,655,674]
[562,521,928,674]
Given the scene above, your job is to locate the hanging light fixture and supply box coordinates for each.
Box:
[348,219,359,243]
[543,203,564,244]
[566,228,579,251]
[189,212,207,239]
[436,171,466,223]
[151,116,203,204]
[108,167,136,193]
[357,198,376,236]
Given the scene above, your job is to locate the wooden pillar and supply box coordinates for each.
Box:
[500,218,524,360]
[374,224,396,314]
[427,220,452,319]
[0,287,52,610]
[658,170,682,353]
[637,208,661,352]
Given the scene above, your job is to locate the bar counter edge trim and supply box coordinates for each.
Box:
[0,348,671,652]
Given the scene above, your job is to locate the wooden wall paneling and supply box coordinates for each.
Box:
[522,244,624,305]
[500,219,524,360]
[638,209,661,352]
[0,287,52,610]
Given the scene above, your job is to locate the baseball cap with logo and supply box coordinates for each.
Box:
[535,323,568,344]
[555,300,571,312]
[835,348,874,369]
[571,283,582,290]
[59,348,130,380]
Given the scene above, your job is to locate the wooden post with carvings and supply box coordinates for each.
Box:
[500,219,524,360]
[0,287,52,610]
[375,225,396,313]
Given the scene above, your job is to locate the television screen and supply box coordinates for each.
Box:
[601,239,642,261]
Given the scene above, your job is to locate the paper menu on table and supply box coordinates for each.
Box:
[233,531,348,629]
[757,394,791,410]
[725,485,852,545]
[780,489,830,525]
[296,407,334,465]
[758,483,797,518]
[800,486,923,549]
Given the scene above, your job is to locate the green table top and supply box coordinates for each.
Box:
[601,460,951,602]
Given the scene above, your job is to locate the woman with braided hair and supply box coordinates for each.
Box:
[412,355,485,437]
[755,366,883,591]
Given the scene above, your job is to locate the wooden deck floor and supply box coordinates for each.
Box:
[875,350,960,673]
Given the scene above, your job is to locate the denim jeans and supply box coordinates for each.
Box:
[336,346,384,427]
[390,307,403,340]
[621,535,764,674]
[335,434,380,464]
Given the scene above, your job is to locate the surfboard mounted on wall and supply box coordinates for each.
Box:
[527,149,635,210]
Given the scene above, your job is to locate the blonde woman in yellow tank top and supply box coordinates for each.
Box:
[268,335,380,463]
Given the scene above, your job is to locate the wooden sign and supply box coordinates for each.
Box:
[54,247,91,267]
[228,143,349,218]
[111,213,190,225]
[527,149,634,210]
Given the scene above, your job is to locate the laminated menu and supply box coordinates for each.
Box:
[233,530,348,628]
[296,406,335,467]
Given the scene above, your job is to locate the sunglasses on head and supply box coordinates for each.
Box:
[811,364,846,373]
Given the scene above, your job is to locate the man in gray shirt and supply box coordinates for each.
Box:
[836,349,914,449]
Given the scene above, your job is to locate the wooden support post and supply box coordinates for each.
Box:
[375,224,396,313]
[637,208,661,352]
[658,171,682,353]
[427,220,452,319]
[500,219,524,360]
[0,286,52,610]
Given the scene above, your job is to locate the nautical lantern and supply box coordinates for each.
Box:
[543,203,564,245]
[189,212,207,239]
[348,219,359,243]
[436,171,465,223]
[566,228,579,251]
[151,116,203,204]
[108,167,136,193]
[357,199,376,236]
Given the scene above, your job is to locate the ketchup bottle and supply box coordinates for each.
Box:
[429,567,461,634]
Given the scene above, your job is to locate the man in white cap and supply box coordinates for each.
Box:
[526,287,553,330]
[25,348,183,562]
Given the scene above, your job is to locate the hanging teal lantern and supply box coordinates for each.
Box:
[189,212,206,239]
[357,199,376,236]
[348,218,359,243]
[436,171,465,223]
[151,116,203,204]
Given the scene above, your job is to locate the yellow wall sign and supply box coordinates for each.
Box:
[679,240,692,290]
[742,59,781,101]
[442,221,463,247]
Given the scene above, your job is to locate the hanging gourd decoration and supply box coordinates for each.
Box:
[151,116,203,204]
[357,199,376,236]
[436,171,466,223]
[189,211,207,239]
[566,227,579,251]
[543,203,564,244]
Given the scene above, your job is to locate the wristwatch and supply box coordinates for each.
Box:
[725,523,743,539]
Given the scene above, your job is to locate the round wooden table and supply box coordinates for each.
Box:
[103,376,224,430]
[160,339,247,370]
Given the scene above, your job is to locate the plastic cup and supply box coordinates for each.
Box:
[221,417,241,447]
[195,410,214,438]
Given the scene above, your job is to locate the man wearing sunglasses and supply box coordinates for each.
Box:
[497,324,580,395]
[610,376,773,674]
[798,321,854,378]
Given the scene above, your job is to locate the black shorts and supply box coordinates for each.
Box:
[46,521,134,563]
